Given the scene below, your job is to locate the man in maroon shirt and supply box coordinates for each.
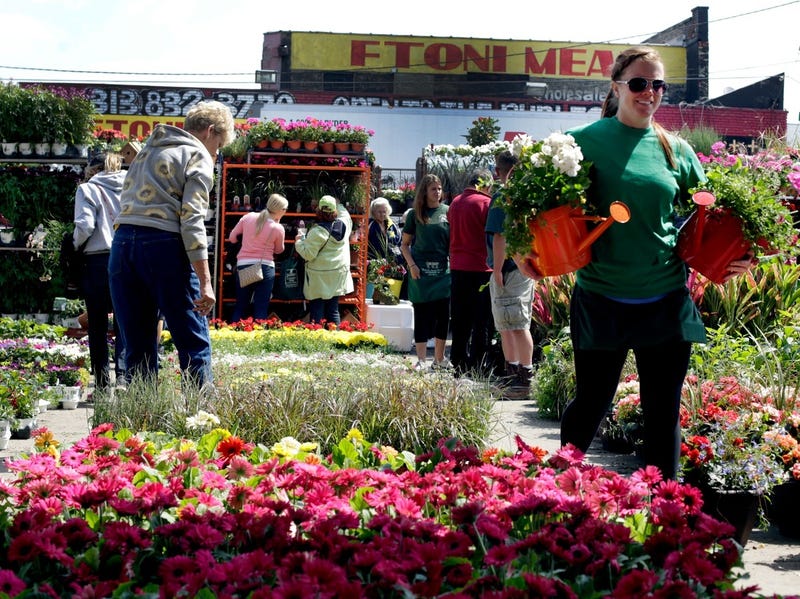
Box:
[448,168,495,376]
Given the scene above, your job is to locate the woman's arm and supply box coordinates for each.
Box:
[401,232,419,280]
[295,227,329,261]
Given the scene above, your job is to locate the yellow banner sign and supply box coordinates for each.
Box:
[291,33,686,80]
[93,115,248,140]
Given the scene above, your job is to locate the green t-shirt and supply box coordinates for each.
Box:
[402,204,450,302]
[568,117,706,298]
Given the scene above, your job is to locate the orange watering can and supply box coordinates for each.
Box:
[528,201,631,276]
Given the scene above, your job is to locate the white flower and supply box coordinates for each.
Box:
[186,410,221,430]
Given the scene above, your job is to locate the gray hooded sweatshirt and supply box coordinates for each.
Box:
[73,169,126,254]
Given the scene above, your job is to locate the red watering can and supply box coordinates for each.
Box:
[676,190,751,284]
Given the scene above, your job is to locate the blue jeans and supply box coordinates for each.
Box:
[308,297,340,325]
[232,263,275,322]
[109,225,212,388]
[82,252,125,390]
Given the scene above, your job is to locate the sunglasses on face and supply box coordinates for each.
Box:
[615,77,668,93]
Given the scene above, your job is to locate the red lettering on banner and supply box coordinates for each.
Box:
[587,50,614,76]
[462,45,507,72]
[425,43,462,71]
[351,40,381,66]
[525,48,557,75]
[384,41,425,69]
[559,49,586,77]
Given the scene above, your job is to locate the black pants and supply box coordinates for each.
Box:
[449,270,493,374]
[82,252,124,391]
[560,340,691,480]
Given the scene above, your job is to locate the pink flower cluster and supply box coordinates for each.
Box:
[0,427,760,597]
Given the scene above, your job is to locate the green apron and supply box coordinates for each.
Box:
[403,204,450,303]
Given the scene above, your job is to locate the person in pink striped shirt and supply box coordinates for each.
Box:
[228,194,288,322]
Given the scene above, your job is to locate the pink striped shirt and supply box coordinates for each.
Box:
[229,212,285,266]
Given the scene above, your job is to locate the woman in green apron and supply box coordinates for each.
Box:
[401,174,451,370]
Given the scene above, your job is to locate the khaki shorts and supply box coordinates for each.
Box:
[490,269,534,331]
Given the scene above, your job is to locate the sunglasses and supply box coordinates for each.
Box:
[615,77,668,93]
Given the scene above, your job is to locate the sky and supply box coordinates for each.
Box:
[0,0,798,123]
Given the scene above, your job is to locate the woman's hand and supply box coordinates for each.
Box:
[722,250,757,283]
[408,263,421,280]
[513,253,546,281]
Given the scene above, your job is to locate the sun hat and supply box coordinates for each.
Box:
[318,195,338,213]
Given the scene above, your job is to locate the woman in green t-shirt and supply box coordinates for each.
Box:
[519,47,754,480]
[401,174,451,370]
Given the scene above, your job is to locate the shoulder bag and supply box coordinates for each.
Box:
[238,229,271,287]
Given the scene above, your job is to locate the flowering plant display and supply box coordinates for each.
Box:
[763,413,800,481]
[497,132,593,257]
[367,256,406,282]
[0,425,760,597]
[246,117,285,145]
[686,141,799,257]
[679,377,786,494]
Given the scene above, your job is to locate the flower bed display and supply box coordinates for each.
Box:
[0,428,760,597]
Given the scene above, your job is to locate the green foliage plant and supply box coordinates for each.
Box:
[531,330,575,420]
[465,116,500,147]
[677,124,722,156]
[684,143,798,257]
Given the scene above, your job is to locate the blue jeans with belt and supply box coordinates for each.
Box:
[109,225,212,388]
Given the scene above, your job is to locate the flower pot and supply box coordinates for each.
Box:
[350,142,365,153]
[255,140,269,149]
[0,418,11,445]
[17,142,33,156]
[269,140,285,150]
[61,397,80,410]
[11,417,36,440]
[302,141,319,152]
[286,140,302,151]
[701,486,760,546]
[365,282,375,299]
[677,208,751,284]
[1,142,17,156]
[769,480,800,539]
[385,278,403,299]
[51,142,68,156]
[335,142,350,153]
[34,142,51,156]
[0,229,14,245]
[320,142,335,154]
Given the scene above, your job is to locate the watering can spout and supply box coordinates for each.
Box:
[576,201,631,254]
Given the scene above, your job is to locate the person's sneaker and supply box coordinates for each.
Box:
[431,358,453,371]
[413,360,428,371]
[497,364,531,400]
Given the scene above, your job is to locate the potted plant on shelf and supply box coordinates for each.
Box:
[677,142,799,283]
[248,118,285,150]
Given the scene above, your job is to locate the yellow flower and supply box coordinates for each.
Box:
[346,428,364,442]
